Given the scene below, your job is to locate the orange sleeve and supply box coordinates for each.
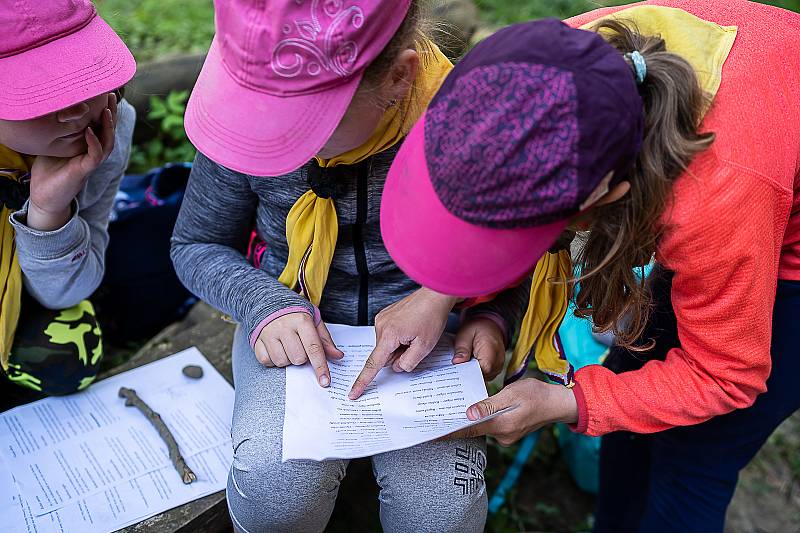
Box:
[573,160,792,436]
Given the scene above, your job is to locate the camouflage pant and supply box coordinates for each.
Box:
[4,297,103,397]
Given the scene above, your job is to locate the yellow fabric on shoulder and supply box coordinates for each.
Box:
[507,6,737,386]
[0,145,34,370]
[582,5,737,101]
[278,41,453,306]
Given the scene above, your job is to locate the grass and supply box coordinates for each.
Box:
[96,0,214,62]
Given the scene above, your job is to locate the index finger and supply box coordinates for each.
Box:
[297,319,331,388]
[348,336,398,400]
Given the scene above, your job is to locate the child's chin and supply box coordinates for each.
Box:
[47,139,87,158]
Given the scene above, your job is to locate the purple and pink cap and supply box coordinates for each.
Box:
[0,0,136,121]
[185,0,412,176]
[381,19,645,297]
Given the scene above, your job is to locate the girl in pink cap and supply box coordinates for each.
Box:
[0,0,136,405]
[172,1,524,530]
[380,0,800,531]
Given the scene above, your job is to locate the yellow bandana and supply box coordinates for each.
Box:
[0,145,34,370]
[278,41,454,305]
[507,6,737,386]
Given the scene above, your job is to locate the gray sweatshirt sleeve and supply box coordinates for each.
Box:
[10,99,136,310]
[170,152,316,344]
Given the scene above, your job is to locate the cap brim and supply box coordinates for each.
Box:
[185,38,361,176]
[381,116,568,298]
[0,15,136,121]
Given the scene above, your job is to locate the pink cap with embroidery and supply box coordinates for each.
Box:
[185,0,411,177]
[0,0,136,121]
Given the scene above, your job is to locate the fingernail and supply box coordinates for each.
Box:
[319,374,329,387]
[87,126,96,137]
[455,350,467,358]
[467,406,479,420]
[348,390,358,400]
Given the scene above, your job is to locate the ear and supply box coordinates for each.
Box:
[382,49,420,105]
[595,181,630,207]
[580,171,630,210]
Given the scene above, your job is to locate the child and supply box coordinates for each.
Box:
[0,0,136,402]
[172,0,527,530]
[379,1,800,531]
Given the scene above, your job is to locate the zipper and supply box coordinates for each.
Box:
[353,161,370,325]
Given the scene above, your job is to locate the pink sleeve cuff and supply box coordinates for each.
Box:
[249,305,321,348]
[462,311,510,345]
[567,380,589,434]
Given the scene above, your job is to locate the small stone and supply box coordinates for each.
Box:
[182,365,204,379]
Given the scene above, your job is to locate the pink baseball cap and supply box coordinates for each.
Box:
[0,0,136,121]
[381,20,644,298]
[185,0,411,177]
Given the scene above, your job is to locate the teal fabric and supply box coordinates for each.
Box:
[554,262,652,493]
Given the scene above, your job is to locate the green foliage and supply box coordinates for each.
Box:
[475,0,624,25]
[475,0,799,25]
[96,0,215,62]
[128,90,196,173]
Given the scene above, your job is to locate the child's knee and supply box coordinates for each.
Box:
[377,440,488,532]
[227,433,345,532]
[6,300,103,396]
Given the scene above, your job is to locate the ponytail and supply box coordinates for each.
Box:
[572,19,716,348]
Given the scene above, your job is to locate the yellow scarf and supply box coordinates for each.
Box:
[278,41,453,305]
[506,6,737,386]
[0,145,34,370]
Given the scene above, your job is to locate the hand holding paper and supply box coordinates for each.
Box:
[283,324,493,461]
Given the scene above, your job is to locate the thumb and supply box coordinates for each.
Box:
[466,387,512,421]
[452,325,475,364]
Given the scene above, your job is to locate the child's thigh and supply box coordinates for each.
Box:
[228,328,348,531]
[371,437,488,533]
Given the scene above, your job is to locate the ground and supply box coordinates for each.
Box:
[93,0,800,530]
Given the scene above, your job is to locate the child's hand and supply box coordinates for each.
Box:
[349,288,459,399]
[452,318,506,381]
[28,93,118,231]
[254,312,344,387]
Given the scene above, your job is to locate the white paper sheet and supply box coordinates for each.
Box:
[0,348,234,517]
[1,443,232,533]
[282,324,491,461]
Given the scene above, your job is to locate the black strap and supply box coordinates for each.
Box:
[305,161,368,200]
[0,171,30,211]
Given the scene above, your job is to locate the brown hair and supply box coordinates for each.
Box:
[362,0,428,87]
[571,19,716,348]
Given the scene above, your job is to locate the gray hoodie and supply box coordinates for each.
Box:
[171,145,529,345]
[9,99,135,309]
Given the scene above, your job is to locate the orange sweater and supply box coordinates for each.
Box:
[566,0,800,436]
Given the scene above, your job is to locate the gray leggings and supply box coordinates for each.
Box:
[226,327,488,533]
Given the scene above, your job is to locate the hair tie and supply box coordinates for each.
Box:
[624,51,647,85]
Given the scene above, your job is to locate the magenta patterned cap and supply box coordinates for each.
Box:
[185,0,411,176]
[381,19,645,296]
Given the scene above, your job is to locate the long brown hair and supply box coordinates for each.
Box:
[572,19,716,348]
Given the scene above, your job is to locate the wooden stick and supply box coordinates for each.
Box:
[118,387,197,484]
